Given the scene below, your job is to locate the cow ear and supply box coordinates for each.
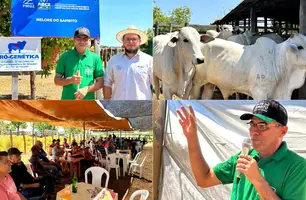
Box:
[167,32,178,47]
[289,43,299,54]
[200,34,215,43]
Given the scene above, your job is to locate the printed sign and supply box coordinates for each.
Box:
[11,0,100,38]
[0,37,41,72]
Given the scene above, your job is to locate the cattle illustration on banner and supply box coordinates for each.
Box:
[0,37,41,72]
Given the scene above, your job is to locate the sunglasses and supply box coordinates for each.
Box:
[247,121,283,132]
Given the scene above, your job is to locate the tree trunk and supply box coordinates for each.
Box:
[30,71,36,100]
[23,133,26,154]
[10,129,13,148]
[298,0,306,99]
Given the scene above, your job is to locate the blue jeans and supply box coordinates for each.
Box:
[22,187,44,198]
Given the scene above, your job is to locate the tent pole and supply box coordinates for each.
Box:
[83,122,85,140]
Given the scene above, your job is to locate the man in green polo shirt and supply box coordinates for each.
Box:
[176,100,306,200]
[54,27,104,100]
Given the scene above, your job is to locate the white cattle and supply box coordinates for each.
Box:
[153,27,205,99]
[206,25,234,40]
[190,33,306,100]
[228,30,284,45]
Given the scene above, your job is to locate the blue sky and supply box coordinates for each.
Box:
[100,0,153,47]
[154,0,241,25]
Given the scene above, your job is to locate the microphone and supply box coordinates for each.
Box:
[236,138,252,183]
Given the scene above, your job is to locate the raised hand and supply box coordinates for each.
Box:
[176,105,197,139]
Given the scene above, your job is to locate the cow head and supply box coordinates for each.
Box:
[286,33,306,67]
[167,27,205,65]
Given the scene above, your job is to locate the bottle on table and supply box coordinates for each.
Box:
[72,172,78,193]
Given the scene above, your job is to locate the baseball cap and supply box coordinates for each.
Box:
[74,27,90,37]
[7,148,23,156]
[240,100,288,126]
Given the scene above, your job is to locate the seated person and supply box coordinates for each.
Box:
[95,140,106,155]
[30,146,60,179]
[52,142,68,173]
[35,141,61,174]
[62,138,70,149]
[71,142,83,157]
[121,141,129,150]
[0,151,45,200]
[107,142,116,154]
[8,148,55,199]
[48,140,56,156]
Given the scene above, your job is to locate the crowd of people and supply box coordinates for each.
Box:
[0,134,148,200]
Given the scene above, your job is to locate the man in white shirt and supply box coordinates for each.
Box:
[103,25,153,100]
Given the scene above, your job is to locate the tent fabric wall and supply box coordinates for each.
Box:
[159,100,306,200]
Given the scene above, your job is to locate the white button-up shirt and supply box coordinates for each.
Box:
[104,51,153,100]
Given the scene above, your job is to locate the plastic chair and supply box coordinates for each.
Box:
[129,190,149,200]
[85,167,109,189]
[129,156,147,178]
[96,150,107,168]
[128,151,142,169]
[106,154,120,180]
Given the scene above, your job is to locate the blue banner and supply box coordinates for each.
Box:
[11,0,100,38]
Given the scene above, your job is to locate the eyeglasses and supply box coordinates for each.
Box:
[247,122,283,132]
[75,37,89,42]
[123,38,139,43]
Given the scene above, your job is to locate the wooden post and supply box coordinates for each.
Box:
[154,22,159,36]
[12,72,18,100]
[250,7,257,33]
[32,123,35,146]
[298,0,306,99]
[30,71,36,100]
[83,122,86,140]
[169,23,172,33]
[278,21,282,36]
[264,17,268,34]
[10,129,13,148]
[285,21,288,36]
[153,100,166,200]
[44,130,47,150]
[22,133,26,154]
[244,18,247,31]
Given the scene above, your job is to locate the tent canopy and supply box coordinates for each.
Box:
[0,100,133,130]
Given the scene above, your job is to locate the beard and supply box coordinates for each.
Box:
[125,47,139,54]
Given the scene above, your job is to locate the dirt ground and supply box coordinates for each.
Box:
[49,144,153,200]
[0,70,62,100]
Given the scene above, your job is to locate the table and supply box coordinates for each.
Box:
[118,149,131,158]
[56,182,118,200]
[67,157,84,178]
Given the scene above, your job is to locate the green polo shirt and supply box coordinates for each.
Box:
[213,142,306,200]
[56,48,104,100]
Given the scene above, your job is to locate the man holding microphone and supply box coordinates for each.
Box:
[54,27,104,100]
[176,100,306,199]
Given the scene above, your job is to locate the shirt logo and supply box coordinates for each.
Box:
[115,65,122,70]
[84,68,92,75]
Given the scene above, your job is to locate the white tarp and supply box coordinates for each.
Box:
[0,37,41,71]
[159,100,306,200]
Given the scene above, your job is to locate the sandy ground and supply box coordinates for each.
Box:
[0,70,62,100]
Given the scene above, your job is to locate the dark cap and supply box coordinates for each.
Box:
[7,148,23,156]
[0,151,8,157]
[240,100,288,126]
[74,27,90,37]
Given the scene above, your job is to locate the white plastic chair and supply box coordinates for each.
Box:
[129,190,149,200]
[85,167,109,189]
[105,147,109,155]
[96,150,107,168]
[128,151,142,169]
[129,156,147,178]
[106,154,120,180]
